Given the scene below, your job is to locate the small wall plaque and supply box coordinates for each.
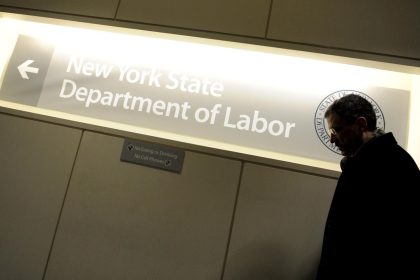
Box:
[120,139,185,173]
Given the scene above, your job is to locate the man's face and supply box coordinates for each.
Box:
[327,113,363,157]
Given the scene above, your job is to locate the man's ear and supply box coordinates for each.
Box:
[356,117,368,131]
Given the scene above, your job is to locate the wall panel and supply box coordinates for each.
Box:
[44,131,242,280]
[117,0,271,37]
[223,163,336,280]
[268,0,420,59]
[0,113,82,280]
[0,0,119,18]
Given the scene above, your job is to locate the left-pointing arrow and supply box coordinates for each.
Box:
[17,59,39,79]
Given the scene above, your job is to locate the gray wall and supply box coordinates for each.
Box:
[0,113,82,280]
[0,111,337,280]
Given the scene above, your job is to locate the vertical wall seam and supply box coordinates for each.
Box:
[41,130,85,280]
[264,0,275,38]
[219,161,245,280]
[114,0,122,20]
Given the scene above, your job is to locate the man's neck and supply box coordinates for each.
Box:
[362,128,384,143]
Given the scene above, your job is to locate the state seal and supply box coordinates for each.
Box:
[314,90,385,154]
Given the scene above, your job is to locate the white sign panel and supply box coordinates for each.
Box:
[0,24,412,167]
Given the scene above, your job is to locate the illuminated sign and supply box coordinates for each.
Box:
[0,15,417,170]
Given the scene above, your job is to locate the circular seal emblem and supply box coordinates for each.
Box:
[314,90,385,154]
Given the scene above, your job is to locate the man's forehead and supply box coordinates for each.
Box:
[327,113,345,126]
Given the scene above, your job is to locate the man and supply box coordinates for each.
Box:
[316,94,420,279]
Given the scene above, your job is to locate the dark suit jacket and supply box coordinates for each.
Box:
[317,133,420,279]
